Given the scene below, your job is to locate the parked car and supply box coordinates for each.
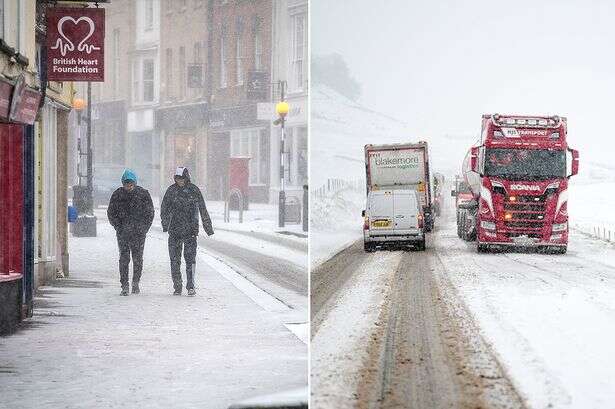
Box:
[93,164,125,207]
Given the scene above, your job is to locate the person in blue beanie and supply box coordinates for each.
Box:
[107,169,155,296]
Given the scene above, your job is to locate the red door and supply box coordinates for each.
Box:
[0,124,24,276]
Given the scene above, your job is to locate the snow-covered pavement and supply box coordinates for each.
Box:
[0,219,307,409]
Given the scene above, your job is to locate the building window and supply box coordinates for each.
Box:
[113,29,120,98]
[180,0,187,11]
[191,42,203,98]
[179,46,186,99]
[165,0,173,14]
[292,127,307,186]
[254,32,262,70]
[220,36,227,88]
[291,14,306,91]
[231,129,266,185]
[0,3,4,39]
[143,59,155,102]
[236,36,243,86]
[132,61,140,103]
[145,0,154,30]
[166,48,173,100]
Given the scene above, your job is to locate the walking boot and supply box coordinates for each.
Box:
[187,288,196,296]
[120,285,129,296]
[173,288,182,296]
[132,282,140,294]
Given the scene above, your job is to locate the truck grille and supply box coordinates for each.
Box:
[503,194,546,238]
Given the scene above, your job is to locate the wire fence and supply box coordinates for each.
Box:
[311,178,363,198]
[573,223,615,244]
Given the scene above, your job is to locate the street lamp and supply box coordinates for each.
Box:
[71,86,97,237]
[275,99,289,228]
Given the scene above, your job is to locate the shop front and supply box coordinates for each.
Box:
[208,105,270,203]
[0,77,41,334]
[156,102,207,196]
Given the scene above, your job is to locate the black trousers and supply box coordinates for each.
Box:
[117,233,146,287]
[168,235,197,291]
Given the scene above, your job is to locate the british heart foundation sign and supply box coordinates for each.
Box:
[46,7,105,82]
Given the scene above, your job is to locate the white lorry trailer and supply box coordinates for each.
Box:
[362,142,434,251]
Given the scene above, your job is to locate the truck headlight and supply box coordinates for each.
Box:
[480,221,496,230]
[552,222,567,232]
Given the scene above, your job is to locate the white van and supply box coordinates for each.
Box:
[363,189,425,251]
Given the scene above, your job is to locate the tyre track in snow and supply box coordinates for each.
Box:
[311,228,524,408]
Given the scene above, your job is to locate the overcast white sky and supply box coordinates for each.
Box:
[312,0,615,164]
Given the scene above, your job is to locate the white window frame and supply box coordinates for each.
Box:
[254,31,262,70]
[113,29,120,98]
[290,13,306,92]
[144,0,154,31]
[179,46,186,99]
[142,58,155,102]
[220,36,227,88]
[132,61,140,104]
[166,48,173,100]
[236,35,243,86]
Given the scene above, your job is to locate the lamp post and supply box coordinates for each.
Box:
[275,96,289,228]
[71,83,97,237]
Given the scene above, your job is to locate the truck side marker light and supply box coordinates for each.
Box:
[505,213,512,220]
[509,196,517,202]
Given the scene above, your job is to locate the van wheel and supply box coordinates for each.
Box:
[418,239,426,251]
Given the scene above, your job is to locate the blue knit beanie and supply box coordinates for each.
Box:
[121,169,137,184]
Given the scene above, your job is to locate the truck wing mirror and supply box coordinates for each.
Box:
[568,148,579,177]
[362,210,366,217]
[451,190,457,197]
[470,146,479,173]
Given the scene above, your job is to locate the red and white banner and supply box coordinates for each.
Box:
[46,7,105,82]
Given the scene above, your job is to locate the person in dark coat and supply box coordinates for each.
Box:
[107,169,155,296]
[160,167,214,296]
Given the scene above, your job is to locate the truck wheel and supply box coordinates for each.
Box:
[477,242,490,253]
[550,246,567,254]
[364,242,376,252]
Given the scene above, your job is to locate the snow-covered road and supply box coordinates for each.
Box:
[311,194,615,408]
[0,217,307,409]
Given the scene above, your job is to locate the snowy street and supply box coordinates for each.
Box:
[311,193,615,408]
[0,212,307,409]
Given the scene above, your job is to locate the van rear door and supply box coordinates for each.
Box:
[393,190,419,230]
[368,191,394,234]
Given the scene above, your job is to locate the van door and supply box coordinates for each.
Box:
[368,190,394,234]
[393,190,419,230]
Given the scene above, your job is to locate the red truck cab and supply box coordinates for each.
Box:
[465,114,579,253]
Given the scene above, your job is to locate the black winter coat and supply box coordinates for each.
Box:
[107,186,155,238]
[160,183,214,238]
